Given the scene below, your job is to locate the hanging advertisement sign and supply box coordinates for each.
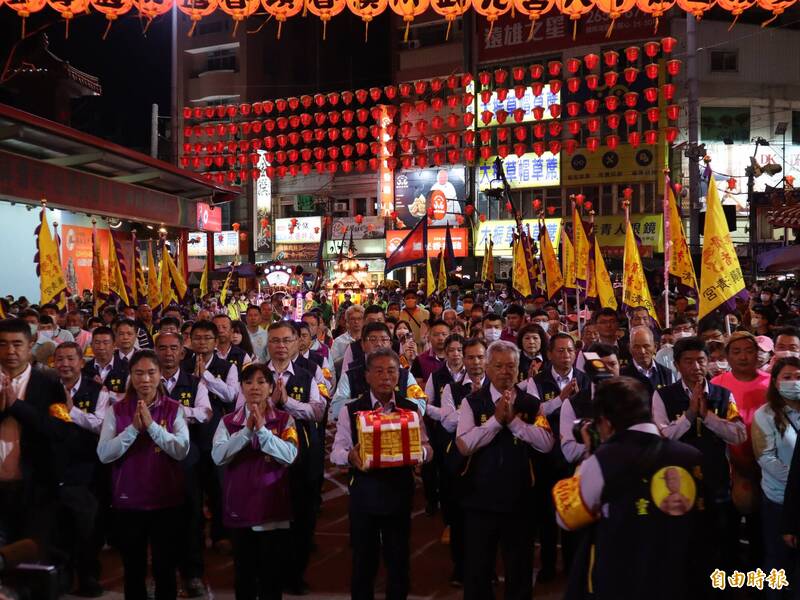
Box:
[275,216,322,244]
[478,152,560,191]
[466,83,559,128]
[385,227,469,257]
[188,231,239,256]
[394,167,466,228]
[196,202,222,232]
[331,216,385,240]
[562,145,662,186]
[255,151,273,254]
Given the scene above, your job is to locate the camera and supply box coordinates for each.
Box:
[572,418,601,453]
[581,352,615,384]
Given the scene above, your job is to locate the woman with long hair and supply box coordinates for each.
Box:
[516,323,548,382]
[231,320,256,360]
[212,363,299,600]
[97,350,190,600]
[752,356,800,598]
[392,319,417,368]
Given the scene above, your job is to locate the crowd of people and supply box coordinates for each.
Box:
[2,278,800,599]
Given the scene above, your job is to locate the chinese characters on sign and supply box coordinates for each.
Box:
[275,216,323,244]
[466,83,560,128]
[385,228,469,258]
[474,219,562,257]
[594,214,664,253]
[478,151,560,190]
[562,146,661,186]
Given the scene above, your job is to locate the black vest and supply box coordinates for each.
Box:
[346,394,419,515]
[63,377,102,486]
[182,354,233,450]
[428,365,462,450]
[164,369,202,466]
[293,355,319,380]
[658,381,732,502]
[307,351,324,369]
[219,345,248,373]
[348,340,366,369]
[592,429,703,600]
[281,365,323,485]
[82,357,129,394]
[346,366,411,404]
[461,384,542,513]
[621,362,674,397]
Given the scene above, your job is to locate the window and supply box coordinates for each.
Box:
[792,111,800,145]
[710,51,738,73]
[401,20,463,50]
[700,107,750,143]
[206,50,237,72]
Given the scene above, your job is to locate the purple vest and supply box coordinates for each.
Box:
[111,395,186,511]
[415,349,445,382]
[221,407,293,528]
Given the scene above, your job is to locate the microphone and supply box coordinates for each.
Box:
[0,539,40,572]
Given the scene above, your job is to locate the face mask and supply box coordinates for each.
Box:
[761,294,771,303]
[775,350,800,360]
[708,360,729,374]
[779,380,800,401]
[29,323,37,335]
[483,327,501,342]
[38,330,54,340]
[675,330,693,339]
[68,326,81,336]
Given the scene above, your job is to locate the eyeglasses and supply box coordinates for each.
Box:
[192,335,216,342]
[366,336,391,343]
[269,337,296,345]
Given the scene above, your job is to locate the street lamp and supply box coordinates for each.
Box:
[747,137,782,281]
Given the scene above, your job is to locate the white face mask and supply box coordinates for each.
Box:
[708,360,730,375]
[675,330,693,339]
[67,326,81,336]
[483,327,501,342]
[774,350,800,360]
[38,330,54,340]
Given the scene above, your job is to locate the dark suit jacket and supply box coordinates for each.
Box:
[1,368,72,502]
[620,361,674,397]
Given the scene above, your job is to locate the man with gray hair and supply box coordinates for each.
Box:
[456,340,553,600]
[621,325,674,395]
[331,304,365,369]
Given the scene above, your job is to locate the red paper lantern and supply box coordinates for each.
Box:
[605,96,620,112]
[666,104,680,120]
[644,41,660,58]
[644,130,658,144]
[547,60,562,77]
[646,107,659,123]
[586,137,600,153]
[463,130,476,144]
[628,131,641,148]
[532,141,546,157]
[606,134,620,150]
[625,46,639,63]
[567,102,580,117]
[624,67,639,84]
[548,121,562,136]
[514,85,526,100]
[662,83,676,100]
[564,139,578,155]
[530,64,544,79]
[479,213,487,223]
[531,82,544,96]
[665,126,679,143]
[666,59,682,76]
[604,71,619,88]
[585,99,600,114]
[644,87,658,103]
[497,127,510,141]
[587,117,601,133]
[463,112,475,128]
[645,63,659,80]
[514,126,527,141]
[512,108,525,123]
[584,53,600,70]
[604,50,619,67]
[606,113,621,129]
[549,80,562,95]
[566,57,581,74]
[464,148,477,162]
[513,143,526,156]
[497,144,510,159]
[624,110,638,126]
[567,120,581,135]
[512,65,525,81]
[496,110,508,125]
[533,106,545,120]
[586,74,599,90]
[624,92,639,108]
[494,69,508,85]
[533,123,546,139]
[549,104,561,118]
[661,36,677,53]
[567,77,581,93]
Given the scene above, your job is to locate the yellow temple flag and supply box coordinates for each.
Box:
[220,269,233,306]
[36,208,67,306]
[107,235,130,306]
[437,250,447,293]
[573,207,590,285]
[426,254,435,297]
[200,260,209,298]
[482,236,495,286]
[539,224,564,300]
[512,235,532,297]
[146,242,161,309]
[594,237,618,310]
[667,187,699,296]
[164,249,188,300]
[699,178,745,319]
[623,220,659,324]
[561,224,576,290]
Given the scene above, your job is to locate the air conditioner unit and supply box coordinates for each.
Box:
[407,39,421,50]
[334,202,348,212]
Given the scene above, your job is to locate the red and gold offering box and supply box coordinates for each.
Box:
[356,408,423,469]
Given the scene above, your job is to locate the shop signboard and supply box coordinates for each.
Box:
[385,227,469,257]
[325,238,386,257]
[273,244,319,262]
[255,151,273,253]
[595,214,663,253]
[188,231,239,256]
[466,83,559,128]
[196,202,222,232]
[474,219,561,257]
[477,151,560,191]
[561,144,663,186]
[275,216,322,244]
[394,167,466,228]
[331,216,385,240]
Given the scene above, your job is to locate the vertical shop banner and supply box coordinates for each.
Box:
[255,152,273,254]
[61,225,111,295]
[394,167,466,228]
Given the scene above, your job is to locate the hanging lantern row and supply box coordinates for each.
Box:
[11,0,792,41]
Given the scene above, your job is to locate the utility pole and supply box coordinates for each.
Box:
[686,16,701,254]
[150,103,159,159]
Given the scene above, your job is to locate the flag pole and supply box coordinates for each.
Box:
[663,171,672,329]
[572,196,583,337]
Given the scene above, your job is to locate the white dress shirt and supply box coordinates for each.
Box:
[456,383,554,455]
[331,332,356,366]
[440,375,485,433]
[425,365,466,421]
[266,361,324,423]
[651,380,747,444]
[0,364,32,481]
[65,375,110,434]
[199,355,239,405]
[330,392,430,467]
[560,398,587,465]
[161,369,213,424]
[331,367,418,422]
[97,398,190,464]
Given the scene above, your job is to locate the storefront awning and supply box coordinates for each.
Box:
[0,103,240,228]
[768,204,800,228]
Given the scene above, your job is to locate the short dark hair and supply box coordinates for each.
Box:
[159,317,181,331]
[463,337,487,353]
[428,319,451,331]
[594,376,652,430]
[530,309,550,320]
[129,349,160,372]
[0,318,33,341]
[404,290,417,298]
[444,333,465,350]
[302,312,320,324]
[548,332,575,352]
[362,322,391,341]
[181,321,194,334]
[241,362,276,386]
[672,316,693,329]
[295,321,311,334]
[775,326,800,341]
[20,308,39,321]
[517,323,548,350]
[246,305,261,314]
[268,321,296,336]
[211,314,232,325]
[54,341,82,358]
[191,320,219,338]
[39,315,55,326]
[673,336,708,362]
[92,326,115,341]
[483,314,503,326]
[365,304,384,316]
[594,308,618,323]
[697,316,724,335]
[40,303,59,313]
[365,347,401,371]
[587,343,618,358]
[114,318,137,331]
[504,304,525,318]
